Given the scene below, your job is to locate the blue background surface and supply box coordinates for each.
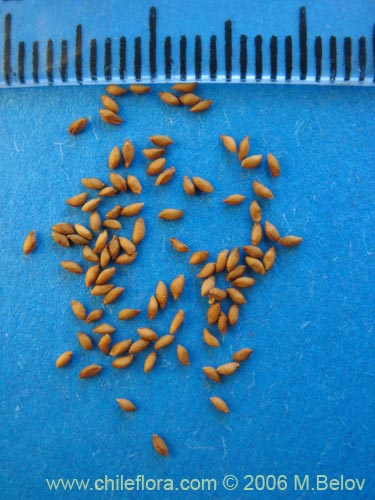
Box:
[0,82,374,499]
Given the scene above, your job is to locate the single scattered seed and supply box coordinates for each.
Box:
[190,250,209,265]
[85,264,100,287]
[170,309,184,334]
[67,234,90,246]
[159,91,180,106]
[132,217,145,244]
[93,230,108,254]
[81,198,101,212]
[23,230,37,255]
[118,237,136,255]
[227,287,247,304]
[112,355,134,369]
[99,108,123,125]
[115,252,138,265]
[169,237,189,253]
[83,247,99,264]
[233,348,253,362]
[100,246,112,267]
[106,205,122,219]
[74,224,92,241]
[216,361,240,376]
[242,245,264,258]
[108,235,120,260]
[223,194,245,205]
[177,345,190,366]
[201,276,215,296]
[99,186,117,197]
[232,276,256,288]
[68,117,88,135]
[192,176,214,193]
[170,275,185,300]
[183,175,196,195]
[66,192,88,207]
[143,147,165,159]
[52,222,74,235]
[172,82,198,92]
[152,434,169,457]
[147,158,166,176]
[210,396,230,414]
[228,304,239,326]
[106,84,127,96]
[108,146,122,169]
[109,173,127,192]
[155,281,168,309]
[278,235,303,247]
[242,154,263,169]
[203,366,221,383]
[78,331,93,351]
[103,219,122,230]
[90,211,102,233]
[253,180,274,199]
[118,308,140,320]
[179,93,201,106]
[122,139,135,168]
[208,287,227,301]
[215,249,229,273]
[250,200,262,223]
[226,265,246,282]
[101,94,119,113]
[267,153,280,177]
[52,231,70,248]
[129,339,150,354]
[110,339,132,356]
[148,295,159,319]
[207,302,221,324]
[220,135,237,153]
[85,309,104,324]
[238,135,250,161]
[78,364,102,379]
[137,327,159,342]
[226,247,240,272]
[116,398,136,412]
[149,135,173,147]
[71,300,86,320]
[155,166,176,186]
[154,334,175,350]
[81,177,105,190]
[203,328,220,348]
[245,256,266,275]
[129,83,150,94]
[56,351,73,368]
[144,351,157,373]
[61,261,83,274]
[197,262,216,279]
[217,312,228,334]
[121,202,144,217]
[263,247,277,270]
[103,287,125,305]
[251,222,263,245]
[91,284,114,296]
[158,209,184,221]
[264,221,281,242]
[190,99,213,112]
[93,323,116,335]
[127,175,142,194]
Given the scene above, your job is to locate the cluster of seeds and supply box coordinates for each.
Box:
[23,83,302,458]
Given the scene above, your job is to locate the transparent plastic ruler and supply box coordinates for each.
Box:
[1,0,374,87]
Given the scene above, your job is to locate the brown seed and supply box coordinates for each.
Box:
[121,202,144,217]
[78,364,102,379]
[208,287,227,301]
[108,146,122,169]
[66,192,88,207]
[217,312,228,334]
[100,246,112,267]
[203,366,221,383]
[263,247,277,270]
[98,186,117,197]
[132,217,145,245]
[253,180,274,199]
[242,245,264,258]
[197,262,216,279]
[93,230,108,254]
[23,230,37,255]
[99,108,123,125]
[68,117,88,135]
[74,224,92,241]
[118,237,136,255]
[227,287,247,304]
[169,237,189,253]
[71,300,86,320]
[232,348,253,362]
[159,91,180,106]
[93,323,116,335]
[129,339,150,354]
[154,334,175,350]
[81,198,101,212]
[112,355,134,369]
[183,175,196,195]
[85,264,100,287]
[106,84,127,96]
[51,231,70,248]
[201,276,215,296]
[149,135,173,147]
[91,284,114,296]
[232,276,256,288]
[192,176,214,193]
[238,135,250,161]
[155,281,168,309]
[242,154,263,169]
[61,261,83,274]
[90,211,102,233]
[245,256,266,275]
[264,221,281,242]
[177,345,190,366]
[115,252,138,265]
[155,166,176,186]
[226,247,240,272]
[109,173,127,192]
[216,362,240,376]
[220,135,237,153]
[110,339,132,356]
[55,351,73,368]
[207,302,221,324]
[106,205,122,219]
[190,99,213,112]
[203,328,220,348]
[251,222,263,245]
[122,139,135,168]
[210,396,230,414]
[158,209,184,220]
[85,309,104,324]
[143,148,165,159]
[190,250,209,265]
[116,398,136,412]
[215,249,229,273]
[147,157,166,176]
[223,194,246,205]
[83,247,99,264]
[152,434,168,457]
[267,153,280,177]
[278,235,303,247]
[108,236,120,260]
[129,84,150,94]
[126,175,142,194]
[179,93,201,106]
[170,309,184,334]
[228,304,239,326]
[137,327,159,342]
[148,295,159,319]
[168,275,184,301]
[118,309,140,320]
[144,351,157,373]
[250,200,262,223]
[78,331,93,351]
[172,82,198,92]
[81,178,105,190]
[101,94,119,113]
[103,219,122,230]
[67,234,90,246]
[103,287,125,305]
[52,222,74,235]
[226,265,246,282]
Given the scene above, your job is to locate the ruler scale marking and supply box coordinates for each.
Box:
[344,37,351,81]
[90,39,97,80]
[210,35,217,80]
[164,36,171,79]
[359,36,366,81]
[119,37,126,80]
[149,6,157,79]
[60,40,68,82]
[329,36,337,82]
[18,41,25,84]
[314,36,322,82]
[46,39,53,83]
[32,41,39,83]
[75,25,83,82]
[225,20,232,81]
[134,36,141,81]
[4,13,11,84]
[104,37,112,81]
[255,35,262,80]
[299,7,307,80]
[195,35,202,79]
[285,35,292,81]
[180,35,187,80]
[240,34,247,81]
[270,35,277,81]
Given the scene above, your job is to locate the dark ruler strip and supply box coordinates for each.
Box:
[180,35,187,80]
[255,34,262,80]
[314,36,322,82]
[18,41,25,84]
[329,36,337,81]
[46,39,53,83]
[299,6,307,80]
[4,13,11,84]
[225,20,232,80]
[195,35,202,79]
[61,40,68,82]
[104,37,112,80]
[210,35,217,79]
[75,24,82,82]
[90,39,97,80]
[285,35,292,80]
[119,36,126,80]
[344,37,352,81]
[134,36,142,80]
[149,6,157,79]
[359,36,366,81]
[270,35,277,81]
[240,34,247,81]
[164,36,171,79]
[32,41,39,83]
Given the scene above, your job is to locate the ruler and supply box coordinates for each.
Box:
[1,1,374,86]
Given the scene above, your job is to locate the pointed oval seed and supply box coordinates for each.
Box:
[203,366,221,383]
[210,396,230,413]
[232,348,253,362]
[220,135,237,153]
[278,235,303,247]
[68,117,88,135]
[78,332,93,351]
[253,180,274,199]
[267,153,280,177]
[116,398,136,412]
[242,154,263,169]
[170,275,185,300]
[56,351,73,368]
[177,345,190,366]
[78,364,102,379]
[152,434,169,457]
[23,230,37,254]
